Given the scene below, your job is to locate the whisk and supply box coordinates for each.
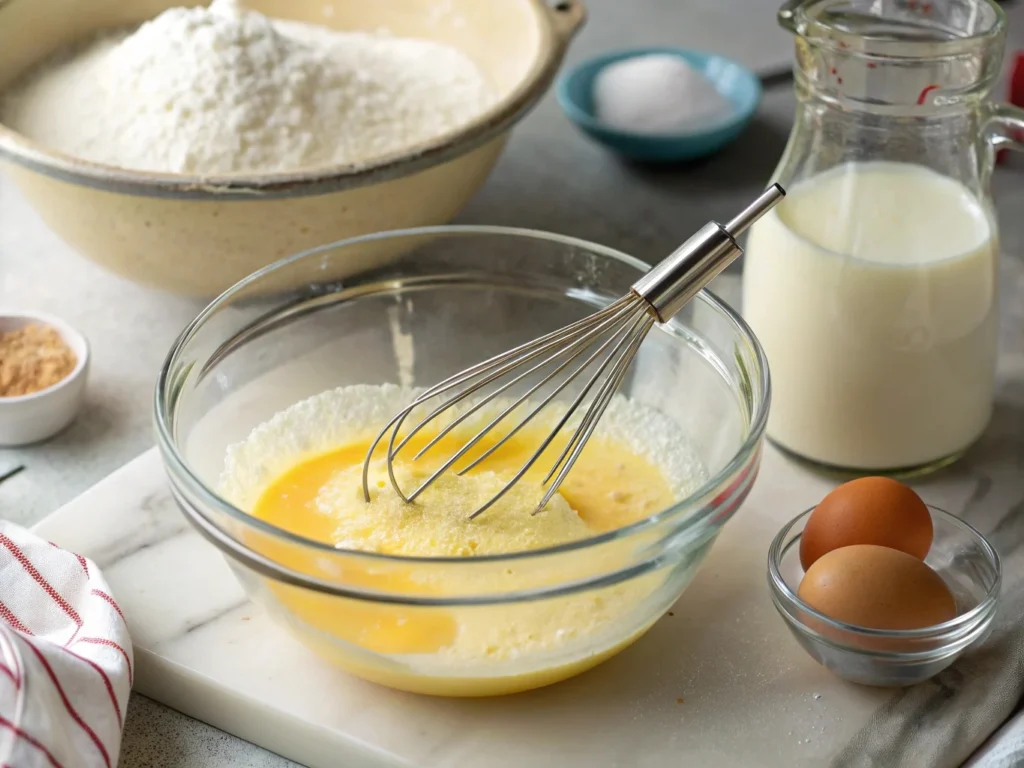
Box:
[362,184,785,519]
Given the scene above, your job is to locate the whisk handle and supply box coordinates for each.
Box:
[631,184,785,322]
[631,221,741,323]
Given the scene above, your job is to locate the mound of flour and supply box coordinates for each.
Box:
[218,383,708,511]
[0,0,495,174]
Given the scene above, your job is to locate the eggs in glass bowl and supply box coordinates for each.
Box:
[769,478,1000,687]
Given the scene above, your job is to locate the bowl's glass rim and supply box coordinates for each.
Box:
[768,504,1003,640]
[155,224,771,565]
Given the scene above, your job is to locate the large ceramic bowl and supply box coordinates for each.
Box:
[155,226,770,696]
[0,0,584,296]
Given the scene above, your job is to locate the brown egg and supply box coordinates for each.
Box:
[798,544,957,631]
[799,477,932,571]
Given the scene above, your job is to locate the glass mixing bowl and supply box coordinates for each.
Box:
[154,226,769,697]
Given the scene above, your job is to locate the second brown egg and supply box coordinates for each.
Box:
[798,544,957,631]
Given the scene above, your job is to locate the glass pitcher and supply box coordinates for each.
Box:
[742,0,1024,475]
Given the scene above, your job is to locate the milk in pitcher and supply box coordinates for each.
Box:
[742,161,997,471]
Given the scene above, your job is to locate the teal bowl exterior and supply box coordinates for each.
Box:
[557,48,763,163]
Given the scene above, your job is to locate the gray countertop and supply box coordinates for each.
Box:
[1,1,1023,765]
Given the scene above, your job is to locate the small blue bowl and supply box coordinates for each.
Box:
[557,48,763,163]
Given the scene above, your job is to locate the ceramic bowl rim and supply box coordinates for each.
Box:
[556,46,763,141]
[154,224,771,576]
[767,504,1002,649]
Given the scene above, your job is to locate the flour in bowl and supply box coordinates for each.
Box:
[218,383,708,514]
[0,0,496,174]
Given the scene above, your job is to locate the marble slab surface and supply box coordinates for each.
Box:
[30,409,1024,768]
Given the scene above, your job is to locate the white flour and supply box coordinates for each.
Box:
[0,0,495,174]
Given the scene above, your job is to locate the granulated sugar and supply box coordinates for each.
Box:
[1,0,495,174]
[593,53,733,135]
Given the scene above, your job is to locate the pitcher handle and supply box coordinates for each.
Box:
[982,103,1024,184]
[987,103,1024,151]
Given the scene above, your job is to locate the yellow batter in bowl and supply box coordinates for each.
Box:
[220,384,705,695]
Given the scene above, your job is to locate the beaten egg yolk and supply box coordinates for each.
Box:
[250,426,676,694]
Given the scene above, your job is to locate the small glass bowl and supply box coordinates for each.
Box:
[768,505,1001,687]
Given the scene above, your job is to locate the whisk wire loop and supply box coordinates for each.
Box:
[454,301,649,476]
[461,302,654,520]
[401,301,649,505]
[536,311,655,512]
[360,296,635,503]
[408,297,640,463]
[387,296,635,460]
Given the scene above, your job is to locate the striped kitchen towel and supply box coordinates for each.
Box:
[0,520,132,768]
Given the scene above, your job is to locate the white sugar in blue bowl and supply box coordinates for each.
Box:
[557,48,763,163]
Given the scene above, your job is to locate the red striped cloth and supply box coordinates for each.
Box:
[0,522,132,768]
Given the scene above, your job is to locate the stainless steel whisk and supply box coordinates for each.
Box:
[362,184,785,519]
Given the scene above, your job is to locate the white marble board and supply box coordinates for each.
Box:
[34,439,1011,768]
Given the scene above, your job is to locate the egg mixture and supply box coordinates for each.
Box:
[219,384,706,695]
